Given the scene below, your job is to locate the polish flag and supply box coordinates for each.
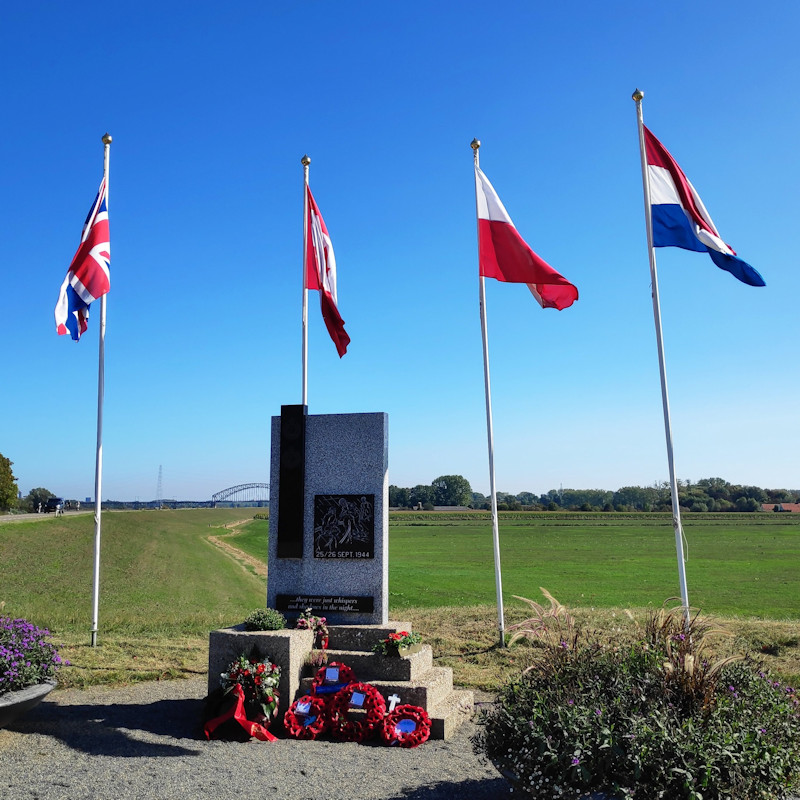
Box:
[306,186,350,357]
[475,166,578,310]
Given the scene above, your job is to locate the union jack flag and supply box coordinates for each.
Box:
[54,178,110,340]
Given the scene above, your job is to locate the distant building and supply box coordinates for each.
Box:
[761,502,800,513]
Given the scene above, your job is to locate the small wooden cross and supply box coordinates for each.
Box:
[387,693,401,712]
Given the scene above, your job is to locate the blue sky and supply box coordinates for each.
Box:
[2,1,797,501]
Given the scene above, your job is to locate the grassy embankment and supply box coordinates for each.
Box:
[2,509,798,691]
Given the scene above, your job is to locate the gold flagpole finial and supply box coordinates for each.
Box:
[470,138,481,152]
[102,132,112,144]
[632,88,644,102]
[301,154,311,166]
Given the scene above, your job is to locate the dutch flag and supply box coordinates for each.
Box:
[644,126,765,287]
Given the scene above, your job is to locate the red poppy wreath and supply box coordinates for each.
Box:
[381,704,432,748]
[327,682,386,743]
[311,661,357,696]
[283,694,329,740]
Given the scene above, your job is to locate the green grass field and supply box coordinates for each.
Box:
[0,508,264,634]
[228,512,800,619]
[2,508,798,690]
[388,518,800,618]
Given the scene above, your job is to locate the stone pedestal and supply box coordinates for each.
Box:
[208,622,474,739]
[267,409,389,625]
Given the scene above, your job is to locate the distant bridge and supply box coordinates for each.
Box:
[211,483,270,504]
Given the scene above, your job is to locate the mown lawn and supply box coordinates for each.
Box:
[388,518,800,618]
[218,511,800,618]
[0,508,264,635]
[2,509,798,690]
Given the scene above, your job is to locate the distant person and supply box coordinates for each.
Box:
[56,501,63,516]
[76,501,80,511]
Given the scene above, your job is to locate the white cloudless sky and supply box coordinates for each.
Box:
[2,1,797,501]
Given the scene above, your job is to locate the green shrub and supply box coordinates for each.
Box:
[242,607,286,631]
[474,595,800,799]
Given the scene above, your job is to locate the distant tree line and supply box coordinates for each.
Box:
[390,475,473,510]
[4,446,797,517]
[390,476,800,513]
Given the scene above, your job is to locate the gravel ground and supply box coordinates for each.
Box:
[0,679,507,800]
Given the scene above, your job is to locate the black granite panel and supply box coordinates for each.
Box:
[275,594,375,614]
[313,494,375,559]
[277,404,306,558]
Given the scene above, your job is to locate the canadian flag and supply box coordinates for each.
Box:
[306,186,350,357]
[475,166,578,310]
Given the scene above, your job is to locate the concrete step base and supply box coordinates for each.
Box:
[300,620,473,740]
[326,623,413,652]
[301,665,455,711]
[321,645,433,682]
[209,621,474,740]
[428,689,475,740]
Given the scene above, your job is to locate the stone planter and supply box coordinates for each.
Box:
[208,626,314,722]
[0,681,56,729]
[388,642,422,657]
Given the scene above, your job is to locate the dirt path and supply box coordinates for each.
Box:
[206,519,267,578]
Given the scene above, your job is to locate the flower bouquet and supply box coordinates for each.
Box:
[372,630,422,657]
[203,652,281,741]
[295,607,329,650]
[221,653,280,721]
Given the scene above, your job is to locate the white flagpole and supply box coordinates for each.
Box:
[472,138,506,648]
[633,90,691,629]
[90,132,112,647]
[301,155,311,406]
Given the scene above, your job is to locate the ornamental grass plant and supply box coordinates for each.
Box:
[474,592,800,800]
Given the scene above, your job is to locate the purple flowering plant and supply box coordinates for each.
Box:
[0,615,67,695]
[475,594,800,799]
